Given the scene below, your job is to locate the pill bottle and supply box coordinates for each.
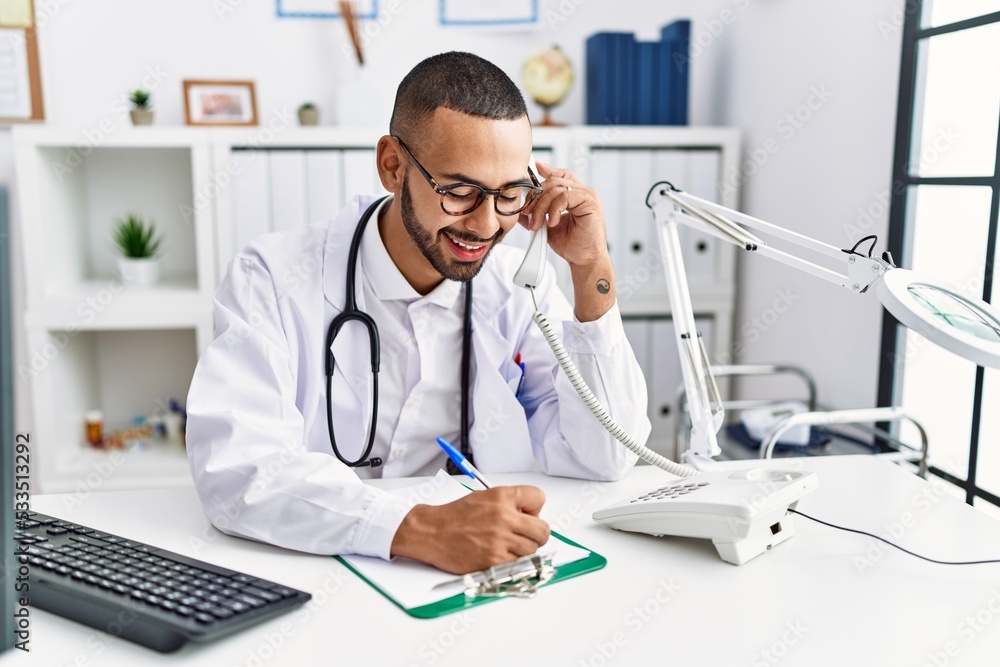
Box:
[85,410,104,448]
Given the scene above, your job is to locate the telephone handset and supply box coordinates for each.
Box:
[512,223,547,290]
[512,160,548,290]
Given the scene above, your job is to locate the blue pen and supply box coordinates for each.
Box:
[515,361,526,399]
[436,437,493,489]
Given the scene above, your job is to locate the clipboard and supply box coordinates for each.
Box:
[336,530,606,619]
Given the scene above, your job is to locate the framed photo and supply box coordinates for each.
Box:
[183,80,258,126]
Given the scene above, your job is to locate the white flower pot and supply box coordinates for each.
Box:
[118,257,160,288]
[130,109,154,126]
[298,107,319,126]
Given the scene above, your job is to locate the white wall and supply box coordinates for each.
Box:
[2,0,904,434]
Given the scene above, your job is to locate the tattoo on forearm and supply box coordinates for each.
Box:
[596,278,611,294]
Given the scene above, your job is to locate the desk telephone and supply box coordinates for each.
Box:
[515,161,817,565]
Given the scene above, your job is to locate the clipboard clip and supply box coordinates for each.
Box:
[463,552,555,599]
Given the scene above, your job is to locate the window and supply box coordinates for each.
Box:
[879,4,1000,508]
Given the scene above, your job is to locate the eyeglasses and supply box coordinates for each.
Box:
[392,135,543,216]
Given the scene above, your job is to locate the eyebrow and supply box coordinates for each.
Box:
[438,171,534,189]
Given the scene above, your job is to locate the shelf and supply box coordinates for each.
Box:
[12,125,214,148]
[44,440,192,494]
[26,327,201,493]
[23,276,212,330]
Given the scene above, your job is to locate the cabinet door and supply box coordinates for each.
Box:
[342,149,383,200]
[269,151,309,232]
[680,150,721,286]
[231,150,272,258]
[306,151,345,222]
[587,149,623,272]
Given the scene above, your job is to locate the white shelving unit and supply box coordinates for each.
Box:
[14,127,217,493]
[15,125,739,491]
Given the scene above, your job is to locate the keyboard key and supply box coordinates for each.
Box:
[246,587,280,603]
[234,594,266,609]
[46,527,69,535]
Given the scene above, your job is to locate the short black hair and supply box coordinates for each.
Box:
[389,52,527,148]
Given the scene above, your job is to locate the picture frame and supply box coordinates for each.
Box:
[0,0,45,124]
[182,80,258,126]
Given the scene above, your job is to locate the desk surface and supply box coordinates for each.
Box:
[4,456,1000,666]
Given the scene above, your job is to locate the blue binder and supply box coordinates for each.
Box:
[660,19,691,125]
[586,21,690,126]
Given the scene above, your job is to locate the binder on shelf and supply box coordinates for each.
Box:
[660,20,691,125]
[586,19,691,126]
[586,32,633,125]
[634,40,656,126]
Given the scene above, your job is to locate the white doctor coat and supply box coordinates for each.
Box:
[186,196,651,560]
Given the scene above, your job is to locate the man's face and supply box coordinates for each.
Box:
[396,107,534,283]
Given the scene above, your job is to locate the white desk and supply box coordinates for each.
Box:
[4,456,1000,666]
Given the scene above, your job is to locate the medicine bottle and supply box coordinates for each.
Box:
[85,410,104,448]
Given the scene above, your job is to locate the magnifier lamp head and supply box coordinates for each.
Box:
[876,268,1000,368]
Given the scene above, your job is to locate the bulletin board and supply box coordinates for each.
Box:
[0,0,44,123]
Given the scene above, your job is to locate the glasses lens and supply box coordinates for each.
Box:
[441,185,484,215]
[496,186,538,215]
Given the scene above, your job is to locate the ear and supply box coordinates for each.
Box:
[376,136,405,192]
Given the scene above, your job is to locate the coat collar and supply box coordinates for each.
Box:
[322,195,519,430]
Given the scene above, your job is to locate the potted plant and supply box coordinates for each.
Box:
[129,89,153,126]
[298,102,319,126]
[113,213,163,287]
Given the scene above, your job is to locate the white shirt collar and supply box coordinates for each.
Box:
[360,197,463,308]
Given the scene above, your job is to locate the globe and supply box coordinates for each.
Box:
[523,45,574,126]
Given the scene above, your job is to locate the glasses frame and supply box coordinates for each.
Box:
[392,135,543,217]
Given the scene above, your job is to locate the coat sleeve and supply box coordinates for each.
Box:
[186,253,412,560]
[517,266,651,481]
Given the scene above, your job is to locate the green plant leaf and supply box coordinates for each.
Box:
[112,213,163,258]
[129,89,151,110]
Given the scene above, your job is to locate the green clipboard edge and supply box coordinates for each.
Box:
[335,531,606,619]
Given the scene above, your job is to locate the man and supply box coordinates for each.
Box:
[187,52,650,575]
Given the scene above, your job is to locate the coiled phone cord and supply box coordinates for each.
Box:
[527,291,698,478]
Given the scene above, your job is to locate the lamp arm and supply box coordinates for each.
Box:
[646,183,893,463]
[653,185,895,293]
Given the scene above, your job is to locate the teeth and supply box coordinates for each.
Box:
[447,234,484,251]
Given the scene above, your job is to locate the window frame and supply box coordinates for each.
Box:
[878,5,1000,507]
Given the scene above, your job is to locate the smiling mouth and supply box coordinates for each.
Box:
[443,231,491,261]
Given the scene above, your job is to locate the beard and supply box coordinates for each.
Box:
[399,174,502,283]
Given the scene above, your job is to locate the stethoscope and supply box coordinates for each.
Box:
[325,196,474,468]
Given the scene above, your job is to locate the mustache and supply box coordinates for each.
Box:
[441,228,503,244]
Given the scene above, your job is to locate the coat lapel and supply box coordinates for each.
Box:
[468,283,535,473]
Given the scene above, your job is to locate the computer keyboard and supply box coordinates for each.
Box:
[18,511,311,653]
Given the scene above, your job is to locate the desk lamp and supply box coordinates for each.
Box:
[590,184,1000,566]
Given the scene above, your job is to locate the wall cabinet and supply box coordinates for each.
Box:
[15,125,739,491]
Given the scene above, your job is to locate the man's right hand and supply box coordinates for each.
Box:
[389,486,550,574]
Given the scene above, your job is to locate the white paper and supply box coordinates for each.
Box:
[0,29,31,120]
[340,471,590,610]
[440,0,540,29]
[277,0,376,18]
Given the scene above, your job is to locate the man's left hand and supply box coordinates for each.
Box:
[518,161,609,269]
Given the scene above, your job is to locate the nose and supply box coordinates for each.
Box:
[459,196,505,241]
